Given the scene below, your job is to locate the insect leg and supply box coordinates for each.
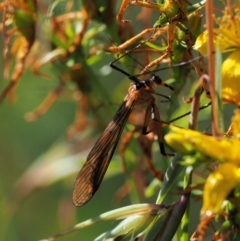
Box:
[140,101,173,156]
[109,27,159,82]
[141,103,152,135]
[168,102,211,124]
[152,103,175,156]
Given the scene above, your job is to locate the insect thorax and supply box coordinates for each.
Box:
[134,80,151,90]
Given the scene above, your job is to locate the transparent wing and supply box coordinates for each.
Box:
[72,101,132,206]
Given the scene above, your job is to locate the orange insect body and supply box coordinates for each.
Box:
[72,77,171,206]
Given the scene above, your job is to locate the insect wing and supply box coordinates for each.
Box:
[72,101,132,206]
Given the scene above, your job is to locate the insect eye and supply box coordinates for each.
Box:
[151,75,163,85]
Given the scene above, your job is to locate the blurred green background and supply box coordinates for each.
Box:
[0,1,166,240]
[0,1,235,241]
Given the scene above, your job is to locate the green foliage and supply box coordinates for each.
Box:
[1,0,238,241]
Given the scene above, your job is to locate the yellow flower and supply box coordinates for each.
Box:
[194,2,240,105]
[227,108,240,136]
[222,50,240,104]
[201,163,240,217]
[165,109,240,216]
[165,125,240,165]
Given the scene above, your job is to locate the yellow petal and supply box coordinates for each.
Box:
[222,50,240,105]
[226,108,240,137]
[165,126,240,165]
[214,4,240,51]
[164,131,194,155]
[194,29,226,54]
[195,3,240,55]
[193,31,208,54]
[201,163,240,216]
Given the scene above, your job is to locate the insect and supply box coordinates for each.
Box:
[72,54,174,206]
[72,25,213,206]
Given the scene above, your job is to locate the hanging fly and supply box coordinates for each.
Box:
[72,28,175,206]
[72,71,174,206]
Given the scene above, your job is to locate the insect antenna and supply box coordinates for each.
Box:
[133,52,214,78]
[109,27,160,83]
[109,29,175,92]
